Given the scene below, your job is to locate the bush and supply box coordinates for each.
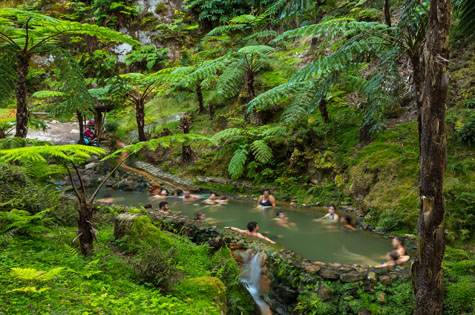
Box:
[104,119,120,133]
[444,276,475,314]
[133,246,180,292]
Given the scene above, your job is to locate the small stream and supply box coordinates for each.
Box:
[97,188,391,265]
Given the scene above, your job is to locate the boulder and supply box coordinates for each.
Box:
[182,276,227,314]
[367,271,378,283]
[319,268,339,280]
[379,275,391,286]
[317,285,334,301]
[377,292,386,304]
[340,271,367,283]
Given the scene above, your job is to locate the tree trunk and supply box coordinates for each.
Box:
[78,198,95,256]
[318,99,330,122]
[94,107,104,140]
[247,72,256,99]
[77,110,85,145]
[136,100,147,142]
[196,84,206,114]
[412,0,451,313]
[180,113,194,164]
[383,0,391,27]
[15,54,30,138]
[209,103,215,120]
[410,54,424,150]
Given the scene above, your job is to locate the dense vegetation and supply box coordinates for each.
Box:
[0,0,473,314]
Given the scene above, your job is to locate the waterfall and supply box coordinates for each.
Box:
[240,253,272,315]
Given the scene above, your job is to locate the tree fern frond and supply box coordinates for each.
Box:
[0,145,105,164]
[0,45,17,101]
[260,126,288,138]
[238,45,275,55]
[212,128,244,141]
[243,30,278,42]
[207,23,249,36]
[228,148,248,179]
[217,60,246,98]
[250,140,272,163]
[247,81,311,112]
[31,91,65,99]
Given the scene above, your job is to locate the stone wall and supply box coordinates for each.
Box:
[144,210,412,314]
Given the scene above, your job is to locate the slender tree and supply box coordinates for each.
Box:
[0,8,139,137]
[412,0,451,313]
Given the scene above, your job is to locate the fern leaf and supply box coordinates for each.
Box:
[31,90,65,99]
[250,140,272,164]
[228,148,248,179]
[212,128,244,141]
[217,60,246,98]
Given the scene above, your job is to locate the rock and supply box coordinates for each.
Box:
[257,252,268,267]
[317,285,334,301]
[260,274,271,294]
[379,275,391,286]
[319,269,339,280]
[367,271,378,283]
[340,271,367,283]
[304,264,321,274]
[358,307,370,315]
[274,284,298,304]
[85,162,98,170]
[114,213,140,239]
[377,292,386,304]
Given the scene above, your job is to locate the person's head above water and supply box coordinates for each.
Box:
[195,212,205,221]
[209,193,217,200]
[387,250,400,262]
[247,221,259,232]
[392,236,404,248]
[329,204,337,214]
[159,201,169,210]
[341,214,353,225]
[184,190,191,198]
[263,189,271,197]
[160,189,169,196]
[276,212,285,219]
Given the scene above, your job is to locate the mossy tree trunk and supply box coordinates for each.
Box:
[383,0,391,27]
[15,54,30,138]
[180,113,194,164]
[412,0,451,313]
[318,99,330,122]
[196,83,206,114]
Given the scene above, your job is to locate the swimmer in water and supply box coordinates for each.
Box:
[158,201,169,212]
[182,190,204,200]
[340,214,357,231]
[204,193,218,204]
[225,222,276,244]
[272,212,296,228]
[97,192,114,203]
[377,250,410,268]
[392,236,406,256]
[195,212,206,222]
[257,189,276,208]
[150,188,169,199]
[314,204,339,222]
[217,196,228,205]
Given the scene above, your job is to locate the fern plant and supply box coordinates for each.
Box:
[212,125,287,179]
[7,266,65,294]
[0,8,140,138]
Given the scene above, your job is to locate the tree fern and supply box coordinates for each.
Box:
[217,59,246,98]
[212,128,244,141]
[228,148,248,179]
[0,145,105,164]
[250,139,272,163]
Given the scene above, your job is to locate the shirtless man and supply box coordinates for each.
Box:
[225,222,276,244]
[183,190,204,200]
[158,201,169,212]
[150,189,169,200]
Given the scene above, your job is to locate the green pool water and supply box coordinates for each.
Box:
[97,189,391,265]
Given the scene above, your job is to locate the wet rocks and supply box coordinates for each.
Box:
[379,275,391,286]
[317,285,334,301]
[340,271,367,283]
[319,269,339,280]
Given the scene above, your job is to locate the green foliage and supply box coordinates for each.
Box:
[212,125,288,179]
[185,0,275,23]
[0,209,51,240]
[454,0,475,36]
[125,45,169,71]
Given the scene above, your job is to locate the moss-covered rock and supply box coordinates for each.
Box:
[177,276,227,314]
